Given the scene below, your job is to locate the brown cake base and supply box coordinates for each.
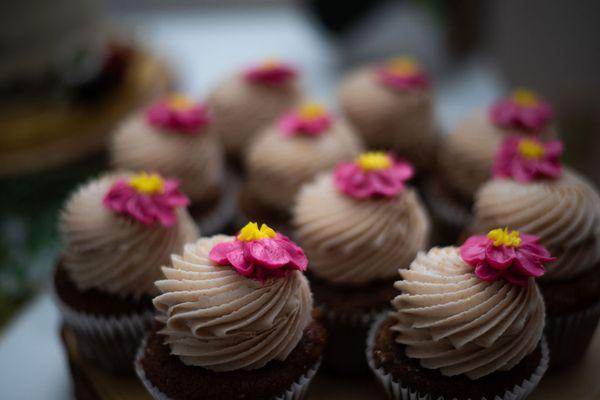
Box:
[538,265,600,370]
[309,274,397,374]
[371,316,545,400]
[138,320,326,400]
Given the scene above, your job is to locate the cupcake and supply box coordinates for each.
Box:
[209,59,302,168]
[240,101,362,231]
[55,171,198,374]
[135,222,326,400]
[338,56,437,171]
[471,135,600,369]
[111,94,231,234]
[426,88,556,244]
[368,229,553,399]
[292,152,430,372]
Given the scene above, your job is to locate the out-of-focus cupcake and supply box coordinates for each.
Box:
[426,88,556,244]
[241,101,362,231]
[135,222,326,400]
[111,94,231,234]
[209,59,302,168]
[293,152,430,372]
[470,135,600,369]
[368,229,553,399]
[54,171,198,374]
[338,56,437,171]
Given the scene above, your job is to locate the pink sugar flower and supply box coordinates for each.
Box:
[376,56,430,90]
[103,172,189,227]
[278,102,332,136]
[244,60,297,84]
[460,228,555,287]
[209,222,308,281]
[146,95,212,134]
[489,89,554,132]
[493,136,562,182]
[334,152,414,199]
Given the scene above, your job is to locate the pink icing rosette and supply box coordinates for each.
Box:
[376,57,430,91]
[278,102,332,136]
[243,60,297,84]
[489,89,554,132]
[103,173,190,227]
[146,95,212,134]
[493,136,563,182]
[209,222,308,281]
[334,152,414,199]
[460,228,555,287]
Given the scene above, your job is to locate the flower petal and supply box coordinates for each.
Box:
[248,238,290,269]
[474,263,504,282]
[459,236,489,265]
[485,245,516,269]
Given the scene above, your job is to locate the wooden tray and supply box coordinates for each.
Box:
[61,325,600,399]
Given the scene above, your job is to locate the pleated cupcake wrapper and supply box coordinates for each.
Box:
[54,293,154,374]
[545,296,600,368]
[196,180,238,235]
[134,335,322,400]
[366,313,550,400]
[422,178,472,230]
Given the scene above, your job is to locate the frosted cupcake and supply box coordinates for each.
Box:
[209,60,302,167]
[293,152,430,372]
[111,94,231,234]
[368,230,553,399]
[55,171,198,373]
[338,56,437,171]
[241,101,362,231]
[471,136,600,368]
[135,222,326,400]
[427,89,556,244]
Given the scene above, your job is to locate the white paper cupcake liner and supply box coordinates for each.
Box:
[366,313,549,400]
[54,292,154,373]
[134,335,321,400]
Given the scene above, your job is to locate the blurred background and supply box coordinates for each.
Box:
[0,1,598,393]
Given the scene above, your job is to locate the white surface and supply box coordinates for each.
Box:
[0,4,503,399]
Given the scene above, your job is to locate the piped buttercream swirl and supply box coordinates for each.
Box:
[153,235,313,371]
[392,247,545,379]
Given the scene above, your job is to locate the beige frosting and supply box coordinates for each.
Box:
[472,170,600,281]
[245,119,362,213]
[338,67,437,170]
[392,247,545,380]
[438,112,556,200]
[208,74,302,158]
[153,235,313,371]
[293,173,430,284]
[60,174,198,299]
[110,113,225,205]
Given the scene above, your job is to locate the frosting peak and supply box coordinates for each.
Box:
[146,94,212,133]
[278,101,332,136]
[493,136,563,182]
[489,88,554,132]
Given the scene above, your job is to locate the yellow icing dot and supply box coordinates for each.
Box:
[487,227,522,248]
[357,151,393,171]
[260,58,282,69]
[518,139,545,159]
[511,88,538,107]
[386,56,420,76]
[298,102,326,120]
[237,222,277,241]
[129,172,165,195]
[167,94,193,111]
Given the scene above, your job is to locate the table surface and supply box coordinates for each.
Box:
[0,3,518,399]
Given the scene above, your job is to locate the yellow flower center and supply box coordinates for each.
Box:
[167,94,193,111]
[386,56,420,76]
[260,58,282,70]
[357,151,393,171]
[129,172,165,195]
[518,138,545,159]
[511,88,538,107]
[237,222,277,241]
[298,102,327,120]
[487,227,522,247]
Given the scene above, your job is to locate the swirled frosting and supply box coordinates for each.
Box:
[111,113,224,205]
[439,112,557,200]
[338,67,436,170]
[392,247,545,379]
[61,174,198,298]
[472,170,600,281]
[293,173,430,284]
[209,73,302,158]
[245,118,362,212]
[153,235,313,371]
